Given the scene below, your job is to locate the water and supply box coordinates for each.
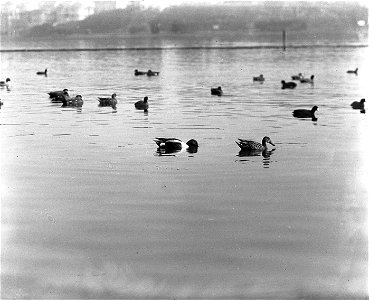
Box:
[1,37,368,298]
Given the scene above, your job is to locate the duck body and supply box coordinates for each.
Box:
[281,80,297,89]
[0,78,11,87]
[98,93,117,107]
[300,75,314,83]
[236,136,275,151]
[48,89,68,98]
[62,95,83,107]
[211,86,223,96]
[351,98,365,109]
[253,74,265,82]
[293,106,318,118]
[147,70,159,76]
[135,96,149,110]
[347,68,358,74]
[154,138,198,151]
[291,73,303,80]
[37,69,47,75]
[135,69,147,76]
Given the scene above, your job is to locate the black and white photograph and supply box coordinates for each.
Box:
[1,0,368,298]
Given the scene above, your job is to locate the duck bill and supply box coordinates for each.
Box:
[269,141,275,146]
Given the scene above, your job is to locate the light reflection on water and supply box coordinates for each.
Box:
[0,42,368,298]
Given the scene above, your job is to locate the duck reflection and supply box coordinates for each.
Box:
[237,148,275,168]
[155,146,198,156]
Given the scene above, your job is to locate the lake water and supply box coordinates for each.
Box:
[1,35,368,298]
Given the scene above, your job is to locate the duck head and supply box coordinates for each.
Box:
[143,96,148,102]
[112,93,117,98]
[360,98,365,104]
[6,78,10,82]
[186,139,199,148]
[262,136,275,147]
[311,106,318,112]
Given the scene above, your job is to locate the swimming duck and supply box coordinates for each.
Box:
[48,89,69,98]
[147,70,160,76]
[36,69,47,75]
[281,80,297,89]
[98,93,117,107]
[291,73,303,80]
[62,94,83,107]
[0,78,11,87]
[135,69,147,76]
[135,96,149,110]
[293,106,318,118]
[347,68,358,74]
[253,74,265,82]
[154,138,199,152]
[236,136,275,151]
[211,86,223,96]
[0,100,3,107]
[300,75,314,83]
[351,98,365,110]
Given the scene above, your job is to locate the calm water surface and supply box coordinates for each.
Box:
[1,38,368,298]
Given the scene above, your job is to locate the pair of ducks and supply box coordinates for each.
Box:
[155,136,275,153]
[99,94,149,110]
[282,75,315,89]
[134,69,160,76]
[48,89,83,107]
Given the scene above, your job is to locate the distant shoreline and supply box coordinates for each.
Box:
[0,44,367,53]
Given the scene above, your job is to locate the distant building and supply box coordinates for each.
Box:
[94,1,116,14]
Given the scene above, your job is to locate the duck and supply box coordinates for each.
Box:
[134,69,147,76]
[291,73,303,80]
[48,88,68,98]
[0,78,11,87]
[253,74,265,82]
[135,96,149,110]
[36,69,47,75]
[351,98,365,110]
[154,138,199,152]
[0,100,3,107]
[211,86,223,96]
[62,94,83,107]
[347,68,358,74]
[236,136,275,151]
[293,106,318,118]
[147,70,160,76]
[281,80,297,89]
[98,93,117,107]
[300,75,314,83]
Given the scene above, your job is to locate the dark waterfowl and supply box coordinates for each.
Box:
[347,68,358,74]
[236,136,275,151]
[0,100,3,107]
[135,96,149,110]
[281,80,297,89]
[98,93,117,107]
[36,69,47,75]
[211,86,223,96]
[147,70,159,76]
[0,78,10,87]
[154,138,199,153]
[293,106,318,118]
[351,98,365,110]
[48,88,68,98]
[300,75,314,83]
[291,73,303,80]
[253,74,265,82]
[134,69,147,76]
[62,94,83,107]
